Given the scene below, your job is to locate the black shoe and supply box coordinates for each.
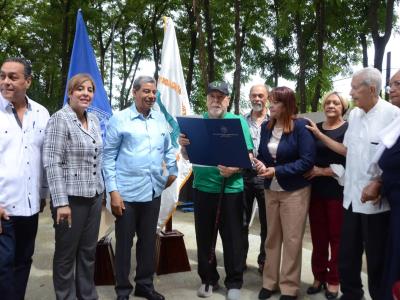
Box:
[258,288,276,299]
[279,295,297,300]
[307,282,326,294]
[325,290,339,299]
[134,287,165,300]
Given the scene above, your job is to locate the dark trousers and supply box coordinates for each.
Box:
[114,197,161,297]
[52,195,102,300]
[382,188,400,300]
[242,180,267,266]
[193,189,244,289]
[0,213,38,300]
[309,196,343,285]
[339,205,389,300]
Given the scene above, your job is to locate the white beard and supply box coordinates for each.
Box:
[252,103,263,112]
[208,107,225,118]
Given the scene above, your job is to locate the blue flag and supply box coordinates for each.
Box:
[64,9,112,138]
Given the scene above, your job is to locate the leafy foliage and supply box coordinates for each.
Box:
[0,0,398,113]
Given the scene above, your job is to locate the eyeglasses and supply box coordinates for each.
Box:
[385,80,400,93]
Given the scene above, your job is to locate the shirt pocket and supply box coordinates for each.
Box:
[368,140,380,159]
[344,130,362,153]
[31,126,46,148]
[65,167,79,183]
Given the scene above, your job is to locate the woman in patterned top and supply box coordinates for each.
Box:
[43,73,104,300]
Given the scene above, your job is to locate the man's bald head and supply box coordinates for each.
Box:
[249,84,269,112]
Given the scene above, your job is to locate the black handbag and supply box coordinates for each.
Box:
[94,234,115,285]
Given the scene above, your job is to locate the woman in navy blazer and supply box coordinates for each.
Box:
[255,86,315,300]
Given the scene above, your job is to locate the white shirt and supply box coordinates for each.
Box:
[268,126,284,191]
[0,95,50,216]
[343,98,400,214]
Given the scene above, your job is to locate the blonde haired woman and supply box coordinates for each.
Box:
[304,91,349,299]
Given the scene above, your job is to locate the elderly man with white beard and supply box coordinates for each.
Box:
[242,84,270,274]
[179,81,254,300]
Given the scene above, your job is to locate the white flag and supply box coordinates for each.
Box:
[157,17,192,230]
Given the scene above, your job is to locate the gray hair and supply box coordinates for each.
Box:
[353,67,382,96]
[133,76,156,91]
[249,84,270,95]
[2,57,32,78]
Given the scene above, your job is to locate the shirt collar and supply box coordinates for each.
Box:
[362,97,382,117]
[63,103,88,120]
[130,103,154,120]
[0,94,8,111]
[26,96,32,111]
[245,110,269,122]
[0,94,31,111]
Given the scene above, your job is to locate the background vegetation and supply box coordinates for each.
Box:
[0,0,398,114]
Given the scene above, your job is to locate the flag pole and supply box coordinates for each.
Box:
[155,16,191,275]
[162,15,172,233]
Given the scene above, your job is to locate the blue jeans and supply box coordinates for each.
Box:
[0,214,39,300]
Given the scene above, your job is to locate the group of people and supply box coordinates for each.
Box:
[0,55,400,300]
[0,57,176,300]
[179,67,400,300]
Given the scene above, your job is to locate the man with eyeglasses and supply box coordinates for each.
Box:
[339,68,400,300]
[306,68,400,300]
[388,70,400,107]
[179,81,253,300]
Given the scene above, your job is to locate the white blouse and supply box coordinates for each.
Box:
[268,126,284,191]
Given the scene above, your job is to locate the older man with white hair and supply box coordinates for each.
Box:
[338,67,400,300]
[306,67,400,300]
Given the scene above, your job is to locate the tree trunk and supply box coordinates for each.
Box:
[185,2,197,99]
[272,0,280,87]
[311,0,325,112]
[59,0,72,108]
[99,38,106,80]
[193,0,209,88]
[118,29,142,110]
[295,11,306,113]
[230,0,244,114]
[121,55,141,109]
[203,0,215,82]
[151,15,161,81]
[150,4,168,81]
[359,33,368,67]
[368,0,394,71]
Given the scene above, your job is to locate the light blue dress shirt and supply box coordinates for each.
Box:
[103,104,178,202]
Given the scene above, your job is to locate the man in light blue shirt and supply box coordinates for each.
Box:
[103,76,177,300]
